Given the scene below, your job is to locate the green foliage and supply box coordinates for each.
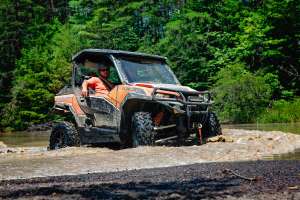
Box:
[212,63,276,123]
[151,5,218,90]
[0,22,83,130]
[0,0,299,130]
[258,99,300,123]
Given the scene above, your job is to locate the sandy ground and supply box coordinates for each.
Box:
[0,129,299,180]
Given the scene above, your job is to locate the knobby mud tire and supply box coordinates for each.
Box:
[49,121,80,150]
[131,112,156,147]
[202,112,222,139]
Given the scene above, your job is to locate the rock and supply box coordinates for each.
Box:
[293,192,300,200]
[236,138,247,144]
[207,135,234,143]
[274,136,282,141]
[169,193,183,199]
[0,147,18,154]
[288,186,299,190]
[0,141,7,148]
[7,149,16,153]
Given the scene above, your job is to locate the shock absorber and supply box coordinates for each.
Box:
[198,124,203,145]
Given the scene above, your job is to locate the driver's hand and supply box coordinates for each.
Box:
[81,89,88,97]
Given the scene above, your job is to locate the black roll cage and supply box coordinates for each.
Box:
[71,49,178,86]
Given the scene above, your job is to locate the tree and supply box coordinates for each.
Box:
[212,63,278,123]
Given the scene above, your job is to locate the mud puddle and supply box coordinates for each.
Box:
[0,129,300,180]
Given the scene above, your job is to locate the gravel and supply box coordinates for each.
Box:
[0,160,299,199]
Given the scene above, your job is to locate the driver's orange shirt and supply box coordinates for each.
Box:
[82,77,109,95]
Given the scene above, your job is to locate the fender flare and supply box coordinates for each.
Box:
[52,103,86,127]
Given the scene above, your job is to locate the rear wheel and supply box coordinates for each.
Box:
[131,112,156,147]
[49,121,80,150]
[202,112,222,139]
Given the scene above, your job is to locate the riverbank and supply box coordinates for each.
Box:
[223,122,300,135]
[0,129,299,180]
[0,160,299,199]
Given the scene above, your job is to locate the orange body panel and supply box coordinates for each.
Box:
[106,84,154,108]
[107,85,128,108]
[55,84,178,113]
[55,94,84,115]
[156,89,180,97]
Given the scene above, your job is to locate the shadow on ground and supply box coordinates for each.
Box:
[0,160,299,199]
[1,177,242,199]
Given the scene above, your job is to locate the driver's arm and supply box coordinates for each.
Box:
[81,77,98,96]
[81,80,89,97]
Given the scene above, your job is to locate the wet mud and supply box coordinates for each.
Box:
[0,129,300,180]
[0,160,299,199]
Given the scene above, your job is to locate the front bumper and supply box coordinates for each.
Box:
[152,88,211,131]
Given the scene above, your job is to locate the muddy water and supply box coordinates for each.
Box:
[0,128,300,180]
[1,123,299,148]
[0,124,300,180]
[0,131,50,147]
[223,123,300,160]
[223,122,300,135]
[265,148,300,160]
[1,123,300,161]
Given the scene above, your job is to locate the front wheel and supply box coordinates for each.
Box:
[49,121,80,150]
[131,112,156,147]
[202,112,222,139]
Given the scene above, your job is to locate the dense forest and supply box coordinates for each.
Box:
[0,0,299,131]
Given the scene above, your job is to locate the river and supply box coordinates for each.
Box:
[0,130,50,147]
[1,123,299,147]
[223,122,300,135]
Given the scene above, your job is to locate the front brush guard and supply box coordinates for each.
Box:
[152,87,212,130]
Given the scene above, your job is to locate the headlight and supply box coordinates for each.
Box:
[155,89,180,99]
[155,93,172,98]
[188,94,209,102]
[188,95,204,102]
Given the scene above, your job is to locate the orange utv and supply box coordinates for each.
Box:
[49,49,221,150]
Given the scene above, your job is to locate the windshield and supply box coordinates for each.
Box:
[117,57,179,84]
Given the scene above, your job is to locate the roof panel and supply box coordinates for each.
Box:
[72,49,167,62]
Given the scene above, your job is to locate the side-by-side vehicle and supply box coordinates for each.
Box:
[49,49,221,149]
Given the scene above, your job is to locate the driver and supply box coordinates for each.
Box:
[81,63,114,96]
